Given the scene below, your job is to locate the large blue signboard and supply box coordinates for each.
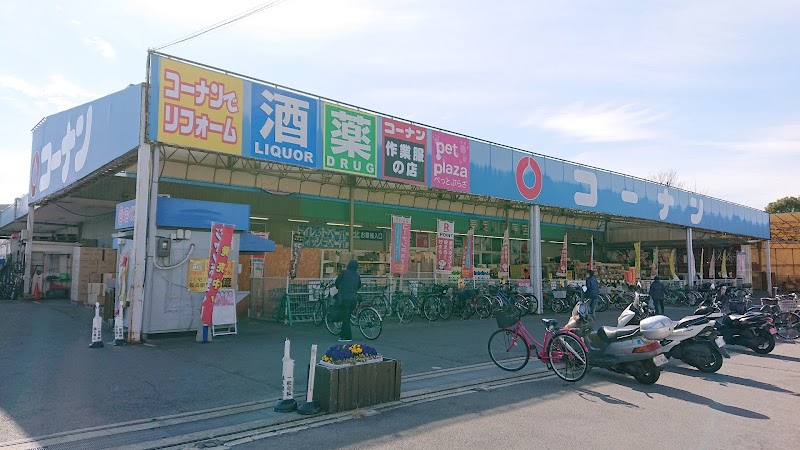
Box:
[244,82,320,168]
[469,143,770,239]
[30,84,142,202]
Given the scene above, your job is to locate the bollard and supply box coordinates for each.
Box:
[297,344,321,415]
[274,338,297,412]
[89,302,104,348]
[113,299,126,346]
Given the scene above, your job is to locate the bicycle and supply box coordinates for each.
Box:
[312,281,337,326]
[324,300,383,340]
[452,287,492,319]
[487,305,588,382]
[395,284,439,323]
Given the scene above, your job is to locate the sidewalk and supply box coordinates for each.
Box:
[0,299,699,443]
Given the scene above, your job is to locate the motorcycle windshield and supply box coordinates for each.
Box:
[573,300,589,318]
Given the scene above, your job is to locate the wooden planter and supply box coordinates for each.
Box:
[313,358,401,413]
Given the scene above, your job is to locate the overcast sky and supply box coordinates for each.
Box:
[1,0,798,210]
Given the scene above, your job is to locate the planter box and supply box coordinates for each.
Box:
[314,358,401,413]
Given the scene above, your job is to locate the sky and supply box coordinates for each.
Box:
[1,0,798,210]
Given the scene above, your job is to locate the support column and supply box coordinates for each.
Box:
[765,239,773,294]
[23,207,34,295]
[530,205,543,315]
[686,228,696,287]
[129,142,154,343]
[142,146,160,336]
[349,177,355,253]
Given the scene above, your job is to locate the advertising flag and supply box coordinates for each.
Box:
[290,232,303,279]
[556,233,568,277]
[436,220,455,275]
[634,242,641,281]
[736,251,746,278]
[651,246,659,278]
[721,249,728,278]
[499,227,510,278]
[669,249,677,280]
[461,227,475,278]
[699,247,705,279]
[200,223,235,326]
[709,249,716,280]
[390,215,411,275]
[589,235,594,271]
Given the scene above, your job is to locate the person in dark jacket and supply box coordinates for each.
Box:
[335,259,362,342]
[649,276,666,315]
[585,269,599,318]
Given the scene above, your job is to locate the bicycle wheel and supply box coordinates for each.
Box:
[372,295,390,317]
[513,294,530,317]
[312,301,325,326]
[475,296,492,319]
[488,329,530,372]
[597,294,609,312]
[775,312,800,339]
[546,332,588,382]
[422,295,440,321]
[551,298,565,314]
[324,311,342,335]
[396,296,415,324]
[438,296,453,320]
[358,307,383,340]
[526,294,539,314]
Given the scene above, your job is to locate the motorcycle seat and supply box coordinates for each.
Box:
[675,315,710,329]
[598,325,641,342]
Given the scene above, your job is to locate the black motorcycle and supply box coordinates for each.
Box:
[694,297,777,354]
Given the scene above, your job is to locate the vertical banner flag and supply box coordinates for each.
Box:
[461,227,475,278]
[436,220,455,275]
[499,227,510,278]
[699,247,705,279]
[201,223,235,326]
[588,235,594,271]
[390,216,411,274]
[634,242,641,281]
[669,249,677,280]
[651,247,659,278]
[556,233,568,277]
[736,251,746,278]
[709,249,716,280]
[289,232,303,279]
[721,249,728,278]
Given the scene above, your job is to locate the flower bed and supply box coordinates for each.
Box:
[320,343,383,368]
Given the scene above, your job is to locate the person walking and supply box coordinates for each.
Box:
[335,259,361,342]
[585,269,599,319]
[649,276,666,315]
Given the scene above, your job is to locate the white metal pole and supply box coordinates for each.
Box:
[531,205,543,315]
[686,228,695,287]
[306,344,318,402]
[765,240,773,294]
[23,206,34,295]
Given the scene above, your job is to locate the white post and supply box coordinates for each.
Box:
[274,338,297,412]
[686,228,696,287]
[765,240,773,294]
[23,207,34,295]
[90,302,104,348]
[531,205,543,315]
[306,344,317,402]
[129,142,153,343]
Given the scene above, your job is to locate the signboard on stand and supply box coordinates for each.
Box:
[212,289,237,335]
[290,233,304,279]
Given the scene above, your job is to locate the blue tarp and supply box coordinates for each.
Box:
[239,233,275,253]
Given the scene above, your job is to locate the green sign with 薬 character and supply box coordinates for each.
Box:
[323,103,377,177]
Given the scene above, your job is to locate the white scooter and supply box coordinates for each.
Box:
[618,291,729,373]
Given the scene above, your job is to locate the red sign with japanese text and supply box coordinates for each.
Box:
[461,228,475,279]
[436,220,455,275]
[556,233,568,277]
[390,216,411,275]
[156,58,243,155]
[499,227,510,278]
[200,223,235,326]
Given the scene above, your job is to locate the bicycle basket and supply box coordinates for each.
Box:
[494,307,519,329]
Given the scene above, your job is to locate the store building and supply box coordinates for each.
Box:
[0,53,771,341]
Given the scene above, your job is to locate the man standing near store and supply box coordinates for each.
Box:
[585,269,599,320]
[649,276,666,316]
[335,259,361,342]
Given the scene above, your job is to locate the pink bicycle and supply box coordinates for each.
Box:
[488,307,588,382]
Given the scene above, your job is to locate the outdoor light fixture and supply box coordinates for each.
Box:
[326,222,362,227]
[250,216,270,221]
[287,219,310,223]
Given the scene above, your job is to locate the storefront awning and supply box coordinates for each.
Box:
[240,233,275,253]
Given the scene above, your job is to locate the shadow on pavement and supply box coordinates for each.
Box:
[669,366,800,396]
[726,346,800,364]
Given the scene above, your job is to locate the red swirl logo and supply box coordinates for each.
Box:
[515,156,542,200]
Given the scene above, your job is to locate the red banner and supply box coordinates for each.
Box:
[201,223,235,326]
[556,232,568,277]
[499,227,510,278]
[436,220,454,275]
[390,215,411,274]
[461,228,475,279]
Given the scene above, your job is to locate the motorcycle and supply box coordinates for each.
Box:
[564,295,672,385]
[618,291,729,373]
[694,294,777,354]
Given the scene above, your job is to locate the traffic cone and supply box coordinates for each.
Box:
[33,282,40,300]
[89,302,104,348]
